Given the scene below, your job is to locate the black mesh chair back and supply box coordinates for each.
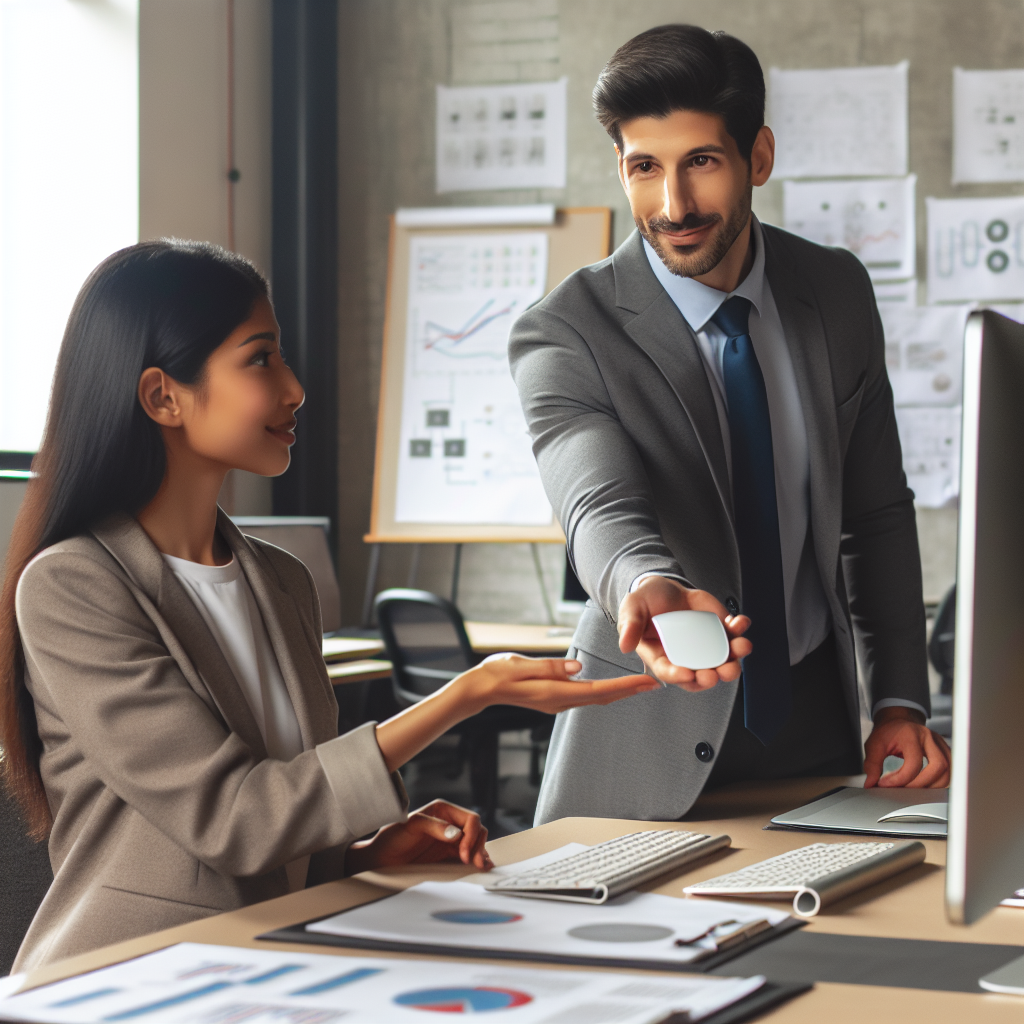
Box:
[929,583,956,696]
[374,589,479,706]
[0,789,52,975]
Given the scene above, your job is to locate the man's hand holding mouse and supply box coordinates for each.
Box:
[617,576,751,691]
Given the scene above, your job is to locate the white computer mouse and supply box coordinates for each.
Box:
[652,610,730,670]
[876,802,949,824]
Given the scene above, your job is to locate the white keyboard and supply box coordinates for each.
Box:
[684,841,926,917]
[486,830,731,904]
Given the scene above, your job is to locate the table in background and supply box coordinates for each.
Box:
[321,622,575,688]
[15,777,1023,1022]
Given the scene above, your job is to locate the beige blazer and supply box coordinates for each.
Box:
[13,511,407,972]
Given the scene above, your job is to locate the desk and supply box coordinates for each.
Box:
[20,777,1022,1022]
[323,623,574,687]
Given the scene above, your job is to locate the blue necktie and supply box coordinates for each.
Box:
[713,296,793,745]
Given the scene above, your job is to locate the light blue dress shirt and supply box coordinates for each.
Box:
[640,218,925,719]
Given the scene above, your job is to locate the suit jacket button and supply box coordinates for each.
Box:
[725,598,739,615]
[695,742,715,763]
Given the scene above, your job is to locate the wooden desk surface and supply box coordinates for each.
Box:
[463,621,574,655]
[16,776,1024,1021]
[320,623,573,685]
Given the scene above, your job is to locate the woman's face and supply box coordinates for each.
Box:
[141,296,305,477]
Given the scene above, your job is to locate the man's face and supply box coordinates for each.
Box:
[616,109,773,279]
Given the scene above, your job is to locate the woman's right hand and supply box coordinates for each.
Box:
[452,653,659,716]
[374,653,659,773]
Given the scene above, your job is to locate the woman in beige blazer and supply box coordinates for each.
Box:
[0,241,655,972]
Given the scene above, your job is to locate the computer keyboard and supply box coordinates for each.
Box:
[684,840,926,917]
[486,830,731,904]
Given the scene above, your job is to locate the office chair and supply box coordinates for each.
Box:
[231,516,342,633]
[374,588,553,828]
[927,583,955,736]
[0,789,52,976]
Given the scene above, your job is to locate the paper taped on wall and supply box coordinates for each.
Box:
[394,232,553,526]
[880,304,968,407]
[769,62,908,179]
[783,176,915,281]
[953,67,1024,184]
[435,78,567,192]
[894,406,962,509]
[927,196,1024,302]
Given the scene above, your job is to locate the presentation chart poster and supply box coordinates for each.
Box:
[0,941,765,1023]
[927,196,1024,302]
[435,78,567,192]
[783,176,916,280]
[880,304,968,407]
[894,406,962,509]
[953,67,1024,184]
[769,62,908,178]
[394,232,552,525]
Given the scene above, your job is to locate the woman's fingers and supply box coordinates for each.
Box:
[418,801,492,869]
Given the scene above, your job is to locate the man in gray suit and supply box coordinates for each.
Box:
[509,24,951,824]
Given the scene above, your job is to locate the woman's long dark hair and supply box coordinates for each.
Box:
[0,239,268,838]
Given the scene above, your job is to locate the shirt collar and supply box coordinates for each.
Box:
[642,215,766,333]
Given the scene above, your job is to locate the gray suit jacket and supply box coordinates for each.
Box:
[509,226,929,824]
[14,511,407,971]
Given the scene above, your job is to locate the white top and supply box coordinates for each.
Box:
[162,553,310,889]
[641,220,924,718]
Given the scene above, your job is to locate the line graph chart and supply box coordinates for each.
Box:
[783,176,916,281]
[397,232,552,525]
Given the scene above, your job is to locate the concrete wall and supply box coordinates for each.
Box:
[337,0,1024,620]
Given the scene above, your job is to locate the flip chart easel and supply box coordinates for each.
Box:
[361,206,612,624]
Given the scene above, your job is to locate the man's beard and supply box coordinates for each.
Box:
[637,188,752,280]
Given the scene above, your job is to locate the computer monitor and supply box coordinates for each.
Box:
[946,310,1024,937]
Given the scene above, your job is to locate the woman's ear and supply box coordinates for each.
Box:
[138,367,183,427]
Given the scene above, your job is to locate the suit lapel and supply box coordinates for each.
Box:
[91,514,268,757]
[762,226,842,592]
[220,512,337,749]
[613,232,734,522]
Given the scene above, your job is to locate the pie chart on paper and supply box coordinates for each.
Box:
[393,986,533,1012]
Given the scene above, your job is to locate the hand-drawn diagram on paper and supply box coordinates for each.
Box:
[783,176,916,280]
[435,78,567,192]
[769,62,908,178]
[953,67,1024,184]
[927,196,1024,302]
[395,232,552,525]
[880,304,967,407]
[894,406,962,509]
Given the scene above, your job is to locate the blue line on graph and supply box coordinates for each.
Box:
[289,967,383,995]
[50,988,121,1008]
[102,981,233,1020]
[243,965,306,985]
[423,298,516,357]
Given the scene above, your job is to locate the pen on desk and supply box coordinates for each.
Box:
[675,918,771,952]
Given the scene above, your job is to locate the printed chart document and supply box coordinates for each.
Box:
[0,942,766,1024]
[927,196,1024,302]
[307,880,791,967]
[783,176,915,280]
[436,78,567,192]
[769,62,908,178]
[394,231,552,525]
[894,406,962,509]
[873,279,917,306]
[880,304,967,407]
[953,68,1024,184]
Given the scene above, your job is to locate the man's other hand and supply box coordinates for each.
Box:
[863,706,951,788]
[617,576,751,691]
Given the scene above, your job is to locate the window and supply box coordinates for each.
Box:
[0,0,138,468]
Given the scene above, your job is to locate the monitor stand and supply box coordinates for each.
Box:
[979,953,1024,995]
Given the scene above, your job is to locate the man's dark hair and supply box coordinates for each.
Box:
[593,24,765,159]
